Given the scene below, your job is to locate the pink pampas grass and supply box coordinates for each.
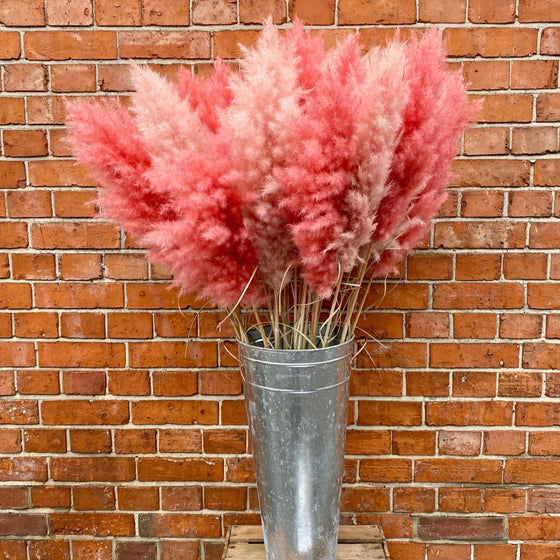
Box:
[65,20,475,348]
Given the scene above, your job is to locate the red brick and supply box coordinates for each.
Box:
[512,60,559,89]
[528,283,560,309]
[433,283,523,310]
[51,458,135,482]
[46,0,92,25]
[17,370,59,395]
[0,341,35,367]
[0,488,26,509]
[453,313,497,340]
[483,488,525,513]
[192,0,236,24]
[62,370,106,395]
[108,370,150,396]
[199,370,242,395]
[524,343,560,369]
[96,0,141,25]
[154,312,195,338]
[358,401,422,426]
[484,430,526,455]
[519,0,560,21]
[126,283,192,309]
[51,512,134,536]
[359,459,412,483]
[240,0,286,23]
[406,371,450,396]
[213,30,260,58]
[338,0,415,23]
[415,459,502,483]
[473,93,533,123]
[517,402,560,426]
[51,63,96,92]
[512,127,558,155]
[73,486,114,511]
[0,429,21,453]
[527,488,560,513]
[107,312,153,339]
[71,540,112,560]
[344,429,391,455]
[0,33,21,59]
[357,341,426,369]
[132,400,218,425]
[27,96,67,125]
[500,313,542,338]
[430,342,519,368]
[474,544,517,560]
[426,401,512,426]
[116,542,156,560]
[139,513,221,538]
[58,253,102,280]
[159,429,202,453]
[520,543,560,559]
[0,0,44,25]
[392,431,436,456]
[43,400,128,425]
[0,458,47,481]
[452,371,496,397]
[537,93,560,121]
[542,27,560,54]
[4,63,47,92]
[460,190,503,218]
[529,431,560,455]
[118,487,159,511]
[114,429,156,454]
[54,190,98,218]
[510,191,553,218]
[161,486,202,511]
[35,282,123,309]
[463,127,508,155]
[14,312,58,338]
[438,431,481,456]
[443,27,538,57]
[0,98,25,125]
[418,515,506,541]
[456,254,502,281]
[499,371,542,397]
[469,0,514,22]
[0,514,47,536]
[138,458,223,482]
[536,160,560,188]
[59,312,106,338]
[4,130,48,157]
[143,0,190,25]
[152,371,197,396]
[510,515,560,539]
[7,190,51,219]
[406,312,449,338]
[418,0,465,21]
[221,400,247,425]
[434,221,526,249]
[31,487,71,508]
[32,223,119,249]
[407,253,452,280]
[129,341,217,368]
[288,0,335,24]
[393,487,434,513]
[0,222,28,248]
[70,427,111,453]
[23,428,66,453]
[506,459,560,484]
[355,312,404,339]
[24,31,117,60]
[104,254,148,280]
[204,429,246,454]
[161,541,200,560]
[119,31,210,59]
[12,255,55,280]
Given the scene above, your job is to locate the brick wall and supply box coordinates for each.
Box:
[1,1,559,559]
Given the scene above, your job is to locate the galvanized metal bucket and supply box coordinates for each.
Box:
[238,332,354,560]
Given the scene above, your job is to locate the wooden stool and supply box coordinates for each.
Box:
[222,525,389,559]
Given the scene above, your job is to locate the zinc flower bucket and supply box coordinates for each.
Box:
[238,331,354,560]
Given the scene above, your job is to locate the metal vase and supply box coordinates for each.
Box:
[238,333,354,560]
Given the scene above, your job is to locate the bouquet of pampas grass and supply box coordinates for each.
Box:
[66,20,476,349]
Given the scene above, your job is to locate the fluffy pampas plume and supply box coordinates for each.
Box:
[65,20,476,348]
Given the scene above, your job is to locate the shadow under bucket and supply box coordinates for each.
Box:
[238,332,354,560]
